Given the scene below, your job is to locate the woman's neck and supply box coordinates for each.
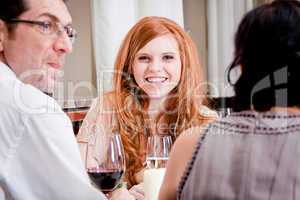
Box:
[147,97,166,119]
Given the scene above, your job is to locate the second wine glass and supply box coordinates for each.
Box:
[146,135,173,168]
[144,135,173,200]
[86,132,125,194]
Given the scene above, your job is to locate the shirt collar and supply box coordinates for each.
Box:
[0,61,17,79]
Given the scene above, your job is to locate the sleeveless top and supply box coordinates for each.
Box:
[178,110,300,200]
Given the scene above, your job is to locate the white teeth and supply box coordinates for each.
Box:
[146,77,167,83]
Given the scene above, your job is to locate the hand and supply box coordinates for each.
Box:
[109,188,135,200]
[129,182,144,200]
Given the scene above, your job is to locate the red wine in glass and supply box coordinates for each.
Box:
[86,133,125,194]
[87,168,124,193]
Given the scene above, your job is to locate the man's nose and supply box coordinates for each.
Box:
[53,32,73,54]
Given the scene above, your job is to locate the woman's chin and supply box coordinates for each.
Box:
[146,93,168,101]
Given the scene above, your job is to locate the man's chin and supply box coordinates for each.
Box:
[40,87,54,96]
[36,85,54,96]
[19,69,58,95]
[30,79,56,96]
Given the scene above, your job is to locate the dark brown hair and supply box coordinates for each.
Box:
[228,0,300,111]
[0,0,28,22]
[1,0,68,32]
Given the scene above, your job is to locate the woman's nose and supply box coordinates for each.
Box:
[147,58,163,72]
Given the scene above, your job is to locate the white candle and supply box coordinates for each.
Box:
[144,168,166,200]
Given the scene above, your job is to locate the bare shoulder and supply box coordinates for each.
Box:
[102,91,116,103]
[168,126,204,176]
[77,91,116,141]
[97,91,116,110]
[159,126,204,200]
[199,105,218,118]
[76,91,118,165]
[173,126,203,152]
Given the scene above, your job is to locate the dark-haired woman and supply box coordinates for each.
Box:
[159,0,300,199]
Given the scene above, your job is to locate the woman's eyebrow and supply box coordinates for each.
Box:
[136,53,149,56]
[162,52,176,55]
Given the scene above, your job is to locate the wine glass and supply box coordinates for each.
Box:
[144,135,173,200]
[86,132,125,194]
[146,135,173,168]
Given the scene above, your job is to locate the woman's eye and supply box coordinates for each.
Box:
[163,55,174,61]
[138,56,150,62]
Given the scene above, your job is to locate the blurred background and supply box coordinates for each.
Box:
[59,0,273,111]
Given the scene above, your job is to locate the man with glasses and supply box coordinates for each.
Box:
[0,0,133,199]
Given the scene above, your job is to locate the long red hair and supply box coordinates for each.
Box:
[111,16,211,186]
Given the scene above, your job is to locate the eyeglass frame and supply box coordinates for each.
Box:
[5,18,77,44]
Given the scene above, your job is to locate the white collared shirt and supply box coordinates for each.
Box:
[0,62,106,200]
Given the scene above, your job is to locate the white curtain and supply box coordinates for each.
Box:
[90,0,184,94]
[207,0,253,97]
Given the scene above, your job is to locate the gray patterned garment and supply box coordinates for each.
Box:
[178,110,300,200]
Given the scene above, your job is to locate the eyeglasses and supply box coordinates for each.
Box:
[6,19,77,44]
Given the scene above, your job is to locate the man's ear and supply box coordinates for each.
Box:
[0,20,6,52]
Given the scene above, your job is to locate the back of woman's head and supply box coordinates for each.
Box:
[229,0,300,111]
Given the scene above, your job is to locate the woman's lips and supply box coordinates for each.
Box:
[145,77,168,83]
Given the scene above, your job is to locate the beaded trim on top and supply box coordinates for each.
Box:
[176,111,300,199]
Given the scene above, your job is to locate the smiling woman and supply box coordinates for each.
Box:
[77,16,216,199]
[132,34,182,101]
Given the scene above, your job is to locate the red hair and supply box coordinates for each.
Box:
[111,16,212,186]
